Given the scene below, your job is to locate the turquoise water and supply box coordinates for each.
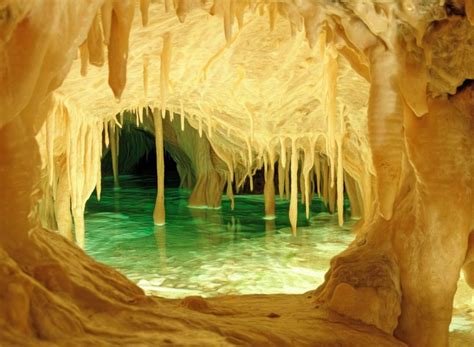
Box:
[84,175,472,336]
[85,175,354,297]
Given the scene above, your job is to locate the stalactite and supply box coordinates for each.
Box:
[284,153,290,200]
[96,155,102,201]
[299,168,305,204]
[336,138,344,226]
[54,161,73,241]
[140,0,150,26]
[304,174,311,219]
[336,103,345,225]
[160,33,172,118]
[143,54,149,98]
[180,101,185,131]
[344,172,362,219]
[278,158,285,199]
[137,106,144,125]
[280,137,287,168]
[289,139,298,233]
[235,0,246,29]
[325,46,338,190]
[109,121,120,189]
[314,153,321,197]
[246,138,252,168]
[87,13,105,67]
[153,108,165,226]
[52,97,104,249]
[104,119,110,147]
[302,144,314,220]
[79,42,89,77]
[119,111,124,127]
[198,117,203,137]
[223,0,233,45]
[107,0,135,100]
[45,102,57,186]
[264,160,275,219]
[399,49,427,117]
[269,2,278,31]
[101,0,113,45]
[321,157,329,208]
[176,0,189,23]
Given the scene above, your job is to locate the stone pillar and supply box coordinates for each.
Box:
[153,108,165,225]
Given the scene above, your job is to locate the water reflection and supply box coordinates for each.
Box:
[154,224,167,271]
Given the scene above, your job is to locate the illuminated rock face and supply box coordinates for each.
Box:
[0,0,473,346]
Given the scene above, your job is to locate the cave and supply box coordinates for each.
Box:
[1,1,473,346]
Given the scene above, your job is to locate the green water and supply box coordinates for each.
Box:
[85,175,354,297]
[84,175,473,336]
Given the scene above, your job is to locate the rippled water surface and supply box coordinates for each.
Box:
[85,175,472,336]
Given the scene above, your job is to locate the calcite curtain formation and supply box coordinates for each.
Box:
[0,1,473,347]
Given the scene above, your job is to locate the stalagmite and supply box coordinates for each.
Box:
[153,108,166,225]
[263,161,275,219]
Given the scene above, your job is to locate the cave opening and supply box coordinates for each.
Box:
[1,1,474,346]
[85,117,356,299]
